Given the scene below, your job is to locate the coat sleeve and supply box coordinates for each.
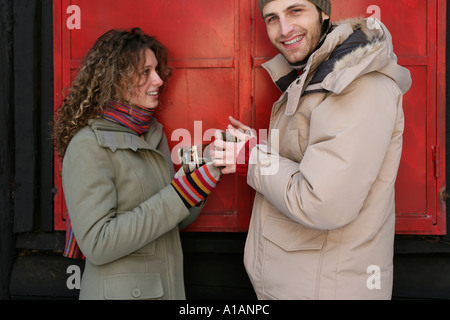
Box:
[157,130,202,230]
[62,131,191,265]
[247,73,403,230]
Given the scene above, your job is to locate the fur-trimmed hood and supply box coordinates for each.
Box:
[262,18,412,116]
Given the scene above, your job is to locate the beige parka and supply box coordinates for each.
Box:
[62,117,201,300]
[244,19,412,300]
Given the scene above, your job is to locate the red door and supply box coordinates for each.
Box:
[54,0,446,235]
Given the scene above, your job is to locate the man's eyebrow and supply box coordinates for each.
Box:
[286,3,308,11]
[263,3,308,20]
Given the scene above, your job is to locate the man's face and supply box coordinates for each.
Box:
[262,0,329,64]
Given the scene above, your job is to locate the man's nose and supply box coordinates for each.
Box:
[279,17,294,36]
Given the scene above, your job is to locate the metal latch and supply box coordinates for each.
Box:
[432,146,441,178]
[440,188,449,202]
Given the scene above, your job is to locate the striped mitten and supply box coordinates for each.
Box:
[171,162,221,208]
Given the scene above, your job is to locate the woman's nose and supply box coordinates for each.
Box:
[152,71,163,87]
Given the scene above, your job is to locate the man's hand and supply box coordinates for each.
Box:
[212,116,256,174]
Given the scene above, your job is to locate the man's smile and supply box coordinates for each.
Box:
[282,35,304,46]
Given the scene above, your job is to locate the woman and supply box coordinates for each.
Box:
[53,28,221,300]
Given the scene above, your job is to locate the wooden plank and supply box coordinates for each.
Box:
[13,0,39,232]
[0,0,15,299]
[39,0,56,231]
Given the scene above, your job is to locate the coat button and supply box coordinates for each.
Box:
[131,288,141,298]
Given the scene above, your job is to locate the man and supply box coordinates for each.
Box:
[212,0,411,299]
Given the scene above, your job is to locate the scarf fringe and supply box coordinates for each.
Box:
[63,219,85,260]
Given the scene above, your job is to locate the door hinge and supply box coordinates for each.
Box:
[432,145,441,178]
[440,188,449,202]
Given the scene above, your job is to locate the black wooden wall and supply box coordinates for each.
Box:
[13,0,54,233]
[0,0,450,300]
[0,0,62,300]
[0,0,15,300]
[0,0,54,234]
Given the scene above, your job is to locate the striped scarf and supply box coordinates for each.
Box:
[63,219,84,259]
[103,100,154,135]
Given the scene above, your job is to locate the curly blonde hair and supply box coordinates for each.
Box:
[53,28,172,157]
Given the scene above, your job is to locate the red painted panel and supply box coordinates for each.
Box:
[396,66,428,215]
[54,0,249,232]
[69,0,236,61]
[252,0,446,235]
[54,0,446,235]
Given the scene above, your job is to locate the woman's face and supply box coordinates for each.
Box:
[126,49,164,109]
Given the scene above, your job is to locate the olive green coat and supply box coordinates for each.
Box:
[62,117,201,300]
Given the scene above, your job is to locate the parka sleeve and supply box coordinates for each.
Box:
[247,73,404,230]
[62,132,191,265]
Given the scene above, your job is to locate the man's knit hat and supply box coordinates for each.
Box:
[258,0,331,17]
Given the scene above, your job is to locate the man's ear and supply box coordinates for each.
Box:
[321,12,330,21]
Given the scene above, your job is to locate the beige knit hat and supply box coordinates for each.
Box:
[258,0,331,17]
